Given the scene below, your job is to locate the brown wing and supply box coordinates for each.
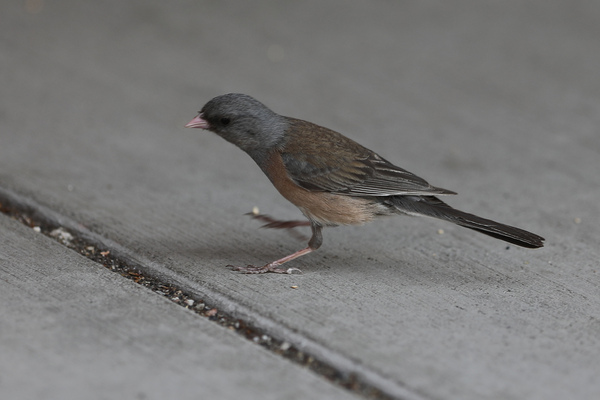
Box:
[281,118,455,197]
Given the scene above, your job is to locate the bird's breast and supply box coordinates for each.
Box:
[262,151,385,226]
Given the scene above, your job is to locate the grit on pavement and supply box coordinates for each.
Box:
[1,1,599,399]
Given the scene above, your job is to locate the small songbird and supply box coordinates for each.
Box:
[185,93,544,274]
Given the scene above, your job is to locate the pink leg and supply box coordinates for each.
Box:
[228,224,323,275]
[246,212,310,241]
[228,247,313,274]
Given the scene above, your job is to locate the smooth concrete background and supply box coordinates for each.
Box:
[1,1,599,399]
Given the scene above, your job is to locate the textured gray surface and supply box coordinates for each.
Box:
[1,1,599,399]
[0,213,359,400]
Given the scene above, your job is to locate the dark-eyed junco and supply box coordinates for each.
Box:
[185,93,544,274]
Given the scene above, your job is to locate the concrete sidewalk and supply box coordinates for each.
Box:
[0,212,358,400]
[2,1,599,399]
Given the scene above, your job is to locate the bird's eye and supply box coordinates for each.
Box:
[220,117,231,125]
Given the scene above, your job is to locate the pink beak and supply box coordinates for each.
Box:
[185,114,209,129]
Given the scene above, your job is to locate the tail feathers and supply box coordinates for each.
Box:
[390,196,545,249]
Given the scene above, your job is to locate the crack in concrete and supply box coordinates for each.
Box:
[0,186,426,400]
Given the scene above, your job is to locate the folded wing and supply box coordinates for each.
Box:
[281,118,455,197]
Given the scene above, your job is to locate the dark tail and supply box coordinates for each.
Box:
[390,196,545,248]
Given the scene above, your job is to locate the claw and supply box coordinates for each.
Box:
[226,264,303,274]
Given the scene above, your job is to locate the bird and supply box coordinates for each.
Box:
[185,93,544,274]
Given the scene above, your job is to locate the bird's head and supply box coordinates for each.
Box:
[185,93,288,156]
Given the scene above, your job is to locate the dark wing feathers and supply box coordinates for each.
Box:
[349,154,456,196]
[280,151,369,191]
[281,118,455,197]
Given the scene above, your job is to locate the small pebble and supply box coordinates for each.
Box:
[49,227,73,243]
[204,308,218,317]
[185,299,194,306]
[437,229,444,235]
[252,206,260,215]
[290,285,298,289]
[32,226,41,233]
[280,341,291,351]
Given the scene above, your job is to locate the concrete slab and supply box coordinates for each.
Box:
[1,1,599,399]
[0,212,359,400]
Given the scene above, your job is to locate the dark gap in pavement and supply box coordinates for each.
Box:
[0,191,399,400]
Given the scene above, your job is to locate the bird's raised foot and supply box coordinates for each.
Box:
[245,212,310,241]
[226,264,303,275]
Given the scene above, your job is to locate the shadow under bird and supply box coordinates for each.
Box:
[185,93,544,274]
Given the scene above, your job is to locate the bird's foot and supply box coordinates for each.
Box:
[227,263,303,274]
[245,211,310,241]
